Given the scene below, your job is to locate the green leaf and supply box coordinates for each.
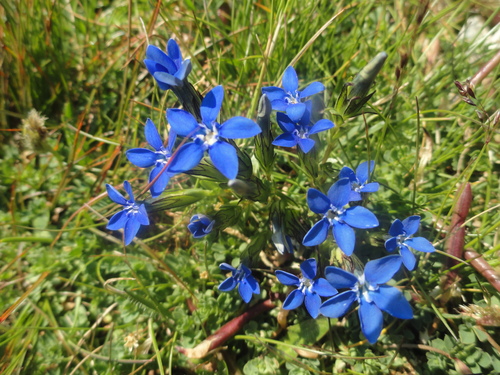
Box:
[281,318,332,358]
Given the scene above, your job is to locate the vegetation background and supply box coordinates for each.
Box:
[0,0,499,374]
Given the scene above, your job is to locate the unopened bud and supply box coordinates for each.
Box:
[350,52,388,99]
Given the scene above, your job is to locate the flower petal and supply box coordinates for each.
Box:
[270,99,288,111]
[286,103,306,123]
[300,258,317,280]
[306,188,330,214]
[174,59,192,81]
[276,112,296,132]
[319,290,357,318]
[339,166,356,182]
[342,206,379,229]
[356,160,375,184]
[364,255,402,285]
[402,215,421,236]
[245,275,260,295]
[300,81,325,98]
[149,165,170,198]
[283,289,304,310]
[406,237,435,253]
[123,181,134,201]
[218,276,237,292]
[309,118,335,134]
[282,66,298,93]
[126,148,157,168]
[238,279,253,303]
[136,204,150,226]
[324,267,358,289]
[304,290,321,318]
[359,298,383,344]
[154,71,182,87]
[275,270,300,286]
[106,184,127,205]
[370,285,413,319]
[361,182,379,193]
[312,278,338,297]
[384,237,399,252]
[298,138,315,153]
[201,85,224,124]
[144,118,163,150]
[167,142,204,174]
[273,133,298,148]
[400,245,417,271]
[388,219,404,237]
[219,263,235,272]
[209,141,238,180]
[327,178,351,209]
[261,86,286,102]
[167,109,200,137]
[107,210,127,230]
[167,39,182,63]
[332,220,356,256]
[303,218,330,246]
[145,45,177,72]
[124,217,141,245]
[219,117,261,139]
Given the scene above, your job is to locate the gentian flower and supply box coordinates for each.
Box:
[339,160,379,202]
[126,119,196,198]
[385,216,435,271]
[272,110,335,153]
[106,181,149,245]
[144,39,192,90]
[320,255,412,344]
[188,214,215,238]
[262,66,325,122]
[302,178,379,255]
[218,263,260,303]
[166,85,261,180]
[275,258,337,318]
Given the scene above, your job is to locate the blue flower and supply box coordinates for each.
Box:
[106,181,149,245]
[218,263,260,303]
[302,178,379,255]
[144,39,192,90]
[339,160,380,202]
[166,85,262,180]
[272,109,335,153]
[320,255,412,344]
[188,214,215,238]
[262,66,325,122]
[385,216,435,271]
[275,258,338,318]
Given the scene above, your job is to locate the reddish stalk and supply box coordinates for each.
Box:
[464,250,500,293]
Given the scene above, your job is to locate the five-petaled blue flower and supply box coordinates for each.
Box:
[106,181,149,245]
[188,214,215,238]
[144,39,192,90]
[166,85,262,180]
[275,258,337,318]
[218,263,260,303]
[320,255,412,344]
[262,66,325,122]
[303,178,379,255]
[272,109,335,153]
[385,215,435,271]
[339,160,380,202]
[125,119,197,198]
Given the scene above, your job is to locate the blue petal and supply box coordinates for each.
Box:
[304,290,321,318]
[245,275,260,295]
[298,138,315,153]
[339,166,356,182]
[324,267,358,289]
[286,103,306,123]
[402,215,421,236]
[283,289,304,310]
[270,99,288,111]
[238,279,253,303]
[273,133,298,148]
[300,81,325,98]
[219,263,235,272]
[275,270,300,286]
[166,129,177,152]
[106,184,127,205]
[303,218,330,246]
[261,86,286,102]
[136,204,150,225]
[209,141,238,180]
[282,66,298,93]
[361,182,379,193]
[384,237,399,252]
[388,219,404,237]
[219,117,261,139]
[406,237,435,253]
[123,181,134,201]
[312,278,338,297]
[149,165,170,198]
[167,39,181,63]
[145,118,163,150]
[342,206,379,229]
[370,285,413,319]
[154,71,182,87]
[167,109,200,137]
[364,255,402,285]
[400,245,416,270]
[124,217,141,245]
[175,59,192,81]
[107,210,127,230]
[201,85,224,124]
[309,118,335,135]
[218,276,237,292]
[356,161,375,184]
[306,188,330,214]
[300,258,317,280]
[126,148,157,168]
[276,112,296,132]
[327,178,351,209]
[145,45,177,72]
[319,290,357,318]
[167,142,204,174]
[359,298,383,344]
[332,220,356,256]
